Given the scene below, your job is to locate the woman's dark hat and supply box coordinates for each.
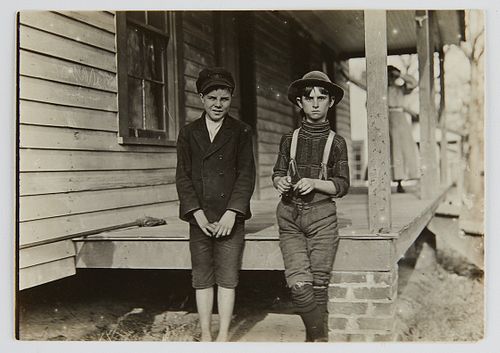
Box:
[196,67,235,94]
[287,71,344,106]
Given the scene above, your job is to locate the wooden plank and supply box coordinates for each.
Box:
[257,119,293,135]
[185,106,203,124]
[183,27,214,52]
[20,11,115,52]
[258,130,283,144]
[184,91,202,109]
[74,236,394,271]
[417,10,440,199]
[20,124,173,153]
[364,10,392,233]
[256,106,294,128]
[256,95,294,119]
[184,75,198,94]
[56,11,115,33]
[20,169,175,196]
[19,257,76,290]
[184,59,206,80]
[258,141,280,154]
[20,184,178,222]
[20,50,117,92]
[19,25,116,73]
[20,149,176,172]
[258,153,278,166]
[19,201,179,247]
[394,187,448,262]
[183,42,215,67]
[19,240,76,269]
[439,49,449,185]
[20,100,117,132]
[20,76,117,112]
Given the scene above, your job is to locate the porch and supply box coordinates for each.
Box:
[74,186,449,272]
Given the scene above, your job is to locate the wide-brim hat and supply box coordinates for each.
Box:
[196,67,235,94]
[287,71,344,106]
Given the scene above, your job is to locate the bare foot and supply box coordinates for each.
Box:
[200,333,212,342]
[215,333,228,342]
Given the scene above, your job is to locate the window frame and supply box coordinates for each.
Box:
[116,11,182,146]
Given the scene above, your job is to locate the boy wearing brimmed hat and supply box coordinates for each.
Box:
[272,71,350,342]
[176,67,255,341]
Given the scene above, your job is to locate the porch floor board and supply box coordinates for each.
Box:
[74,187,449,271]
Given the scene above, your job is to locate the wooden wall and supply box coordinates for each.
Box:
[17,10,352,288]
[182,12,216,124]
[334,61,354,179]
[253,12,294,199]
[18,11,179,289]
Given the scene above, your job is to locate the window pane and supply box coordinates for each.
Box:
[128,77,144,129]
[127,26,144,77]
[127,11,146,24]
[147,11,165,31]
[144,81,164,130]
[144,35,166,81]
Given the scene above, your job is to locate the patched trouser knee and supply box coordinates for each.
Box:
[291,282,317,313]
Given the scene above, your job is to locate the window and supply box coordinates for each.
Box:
[116,11,180,146]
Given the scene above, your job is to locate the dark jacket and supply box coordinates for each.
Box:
[176,113,256,223]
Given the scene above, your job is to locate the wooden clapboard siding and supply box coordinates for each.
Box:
[20,257,76,290]
[20,169,176,196]
[20,100,117,132]
[19,25,116,73]
[181,12,216,127]
[334,61,354,182]
[20,11,116,52]
[20,184,178,222]
[252,12,294,199]
[55,11,116,33]
[19,202,179,247]
[20,149,176,172]
[17,11,185,288]
[20,125,174,153]
[19,240,76,269]
[20,76,117,112]
[19,50,117,93]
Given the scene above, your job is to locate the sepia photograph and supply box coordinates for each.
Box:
[5,1,496,352]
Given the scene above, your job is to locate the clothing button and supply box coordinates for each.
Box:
[218,171,224,176]
[220,193,225,198]
[218,155,223,160]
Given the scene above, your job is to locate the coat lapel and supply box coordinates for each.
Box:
[192,113,212,154]
[204,116,234,159]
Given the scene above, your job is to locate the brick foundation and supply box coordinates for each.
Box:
[327,265,398,342]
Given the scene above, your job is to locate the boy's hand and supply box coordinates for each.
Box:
[213,210,236,238]
[193,210,216,237]
[294,178,316,195]
[274,176,292,194]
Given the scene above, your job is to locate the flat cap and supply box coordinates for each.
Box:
[196,67,235,94]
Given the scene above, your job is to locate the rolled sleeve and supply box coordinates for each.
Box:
[272,134,291,181]
[329,136,350,198]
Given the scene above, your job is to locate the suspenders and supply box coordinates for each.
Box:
[288,128,336,180]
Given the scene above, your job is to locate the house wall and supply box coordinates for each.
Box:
[17,10,352,289]
[18,11,179,289]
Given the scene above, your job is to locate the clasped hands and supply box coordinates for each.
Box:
[273,176,315,195]
[193,209,236,238]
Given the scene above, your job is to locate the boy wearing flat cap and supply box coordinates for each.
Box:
[272,71,350,342]
[176,67,256,341]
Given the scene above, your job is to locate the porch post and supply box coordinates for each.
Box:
[364,10,392,233]
[438,48,449,186]
[416,10,440,198]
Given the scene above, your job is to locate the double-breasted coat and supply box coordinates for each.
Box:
[176,113,256,224]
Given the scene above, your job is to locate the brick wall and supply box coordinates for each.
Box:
[328,265,398,342]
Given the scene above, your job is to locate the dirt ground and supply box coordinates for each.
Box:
[17,248,483,343]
